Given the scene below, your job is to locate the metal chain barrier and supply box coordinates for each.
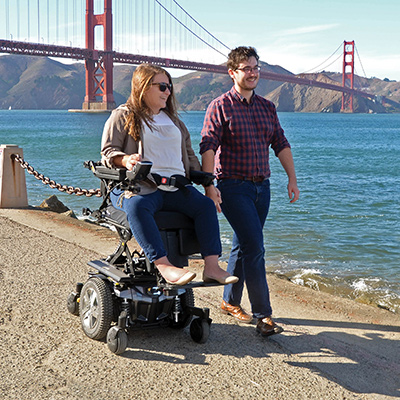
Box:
[11,153,102,197]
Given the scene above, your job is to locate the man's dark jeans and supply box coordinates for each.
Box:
[218,178,272,318]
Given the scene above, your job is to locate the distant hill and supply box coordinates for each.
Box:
[267,72,400,113]
[173,60,293,111]
[0,55,85,109]
[0,54,399,113]
[0,55,133,109]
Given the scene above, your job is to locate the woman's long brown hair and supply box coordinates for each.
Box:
[124,64,178,141]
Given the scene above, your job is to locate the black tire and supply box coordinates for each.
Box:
[79,277,113,340]
[67,292,79,316]
[107,326,128,355]
[190,318,210,344]
[169,288,195,329]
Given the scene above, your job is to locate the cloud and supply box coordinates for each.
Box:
[359,53,400,80]
[278,24,340,37]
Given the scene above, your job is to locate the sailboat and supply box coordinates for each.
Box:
[8,106,11,110]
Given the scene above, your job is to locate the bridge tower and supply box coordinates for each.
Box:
[82,0,116,111]
[341,40,355,113]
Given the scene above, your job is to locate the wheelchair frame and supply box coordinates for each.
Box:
[67,161,217,354]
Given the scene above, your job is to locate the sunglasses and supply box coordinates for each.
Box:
[151,82,173,92]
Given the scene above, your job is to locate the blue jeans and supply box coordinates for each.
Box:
[110,186,221,263]
[218,179,272,319]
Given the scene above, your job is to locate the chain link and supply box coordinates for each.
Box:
[11,153,102,197]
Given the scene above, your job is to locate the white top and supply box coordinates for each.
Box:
[142,111,185,191]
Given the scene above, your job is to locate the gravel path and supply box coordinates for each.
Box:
[0,209,399,400]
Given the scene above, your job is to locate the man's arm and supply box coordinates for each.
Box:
[277,147,300,203]
[201,149,222,213]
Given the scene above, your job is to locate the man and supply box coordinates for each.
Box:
[200,46,300,336]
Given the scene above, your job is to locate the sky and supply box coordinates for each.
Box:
[175,0,400,81]
[1,0,399,81]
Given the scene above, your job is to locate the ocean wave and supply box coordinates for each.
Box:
[272,267,400,314]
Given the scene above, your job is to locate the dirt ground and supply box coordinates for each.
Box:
[0,208,399,400]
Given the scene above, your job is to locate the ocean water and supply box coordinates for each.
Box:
[1,110,399,313]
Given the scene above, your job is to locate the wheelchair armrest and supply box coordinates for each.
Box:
[84,160,153,183]
[84,161,127,181]
[189,170,215,187]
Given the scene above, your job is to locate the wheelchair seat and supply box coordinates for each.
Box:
[102,203,201,267]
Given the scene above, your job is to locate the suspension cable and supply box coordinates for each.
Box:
[17,0,20,38]
[154,0,228,58]
[172,0,231,51]
[47,0,50,43]
[5,0,9,40]
[28,0,30,40]
[299,42,343,74]
[65,0,68,45]
[37,0,40,42]
[355,43,367,78]
[304,52,343,75]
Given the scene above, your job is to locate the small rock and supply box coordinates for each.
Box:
[62,209,77,219]
[39,195,70,213]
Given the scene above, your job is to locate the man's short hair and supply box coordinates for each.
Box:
[227,46,259,71]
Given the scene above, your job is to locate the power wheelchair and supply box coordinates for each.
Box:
[67,160,219,354]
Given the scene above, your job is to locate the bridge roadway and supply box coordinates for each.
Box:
[0,39,376,100]
[0,206,399,399]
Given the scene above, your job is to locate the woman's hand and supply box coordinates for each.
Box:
[124,153,142,171]
[113,153,142,170]
[205,185,222,213]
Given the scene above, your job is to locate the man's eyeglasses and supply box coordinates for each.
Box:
[151,82,173,92]
[235,66,261,74]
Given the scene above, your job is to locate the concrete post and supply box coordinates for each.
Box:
[0,145,28,208]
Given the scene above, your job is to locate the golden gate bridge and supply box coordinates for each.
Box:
[0,0,377,112]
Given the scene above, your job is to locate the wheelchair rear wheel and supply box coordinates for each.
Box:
[79,277,113,340]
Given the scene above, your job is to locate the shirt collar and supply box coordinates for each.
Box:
[230,86,255,105]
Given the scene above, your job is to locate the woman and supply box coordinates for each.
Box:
[101,64,238,286]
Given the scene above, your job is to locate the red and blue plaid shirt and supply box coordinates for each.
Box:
[200,87,291,180]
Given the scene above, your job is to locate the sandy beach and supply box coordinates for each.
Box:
[0,207,399,400]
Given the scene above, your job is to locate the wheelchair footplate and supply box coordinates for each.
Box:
[88,259,226,288]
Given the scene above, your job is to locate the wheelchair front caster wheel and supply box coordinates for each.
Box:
[67,283,83,316]
[107,326,128,354]
[190,318,210,343]
[67,291,79,316]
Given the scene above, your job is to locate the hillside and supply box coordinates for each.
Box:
[0,55,133,110]
[174,60,293,110]
[0,54,399,113]
[267,73,392,113]
[0,56,85,109]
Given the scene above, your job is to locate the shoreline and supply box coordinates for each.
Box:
[15,202,400,316]
[0,207,399,399]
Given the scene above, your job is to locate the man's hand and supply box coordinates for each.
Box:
[277,148,300,203]
[205,185,222,213]
[288,181,300,203]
